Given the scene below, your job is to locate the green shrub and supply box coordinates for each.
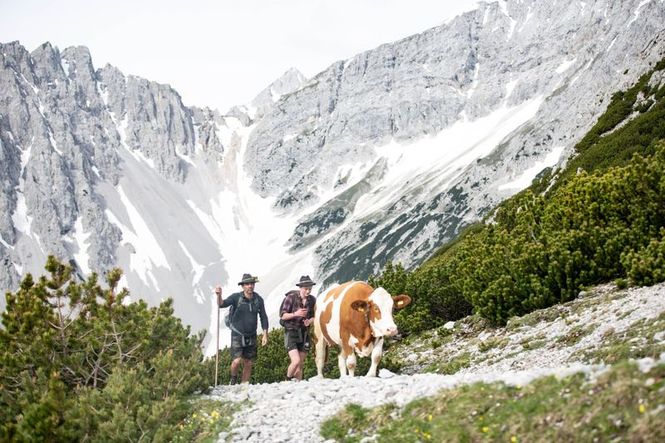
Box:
[622,227,665,286]
[0,257,209,440]
[458,147,665,323]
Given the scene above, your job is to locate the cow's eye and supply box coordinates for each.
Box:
[373,306,379,312]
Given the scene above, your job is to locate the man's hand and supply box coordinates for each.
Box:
[215,285,223,307]
[261,332,268,346]
[294,307,308,318]
[303,318,313,327]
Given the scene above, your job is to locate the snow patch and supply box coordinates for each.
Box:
[505,77,518,100]
[60,58,70,77]
[105,185,170,289]
[0,234,13,250]
[555,58,577,74]
[96,81,109,106]
[178,240,205,286]
[627,0,653,28]
[466,63,480,99]
[498,145,564,191]
[353,96,545,219]
[19,73,39,94]
[498,0,517,39]
[12,192,32,236]
[48,131,63,155]
[72,216,91,275]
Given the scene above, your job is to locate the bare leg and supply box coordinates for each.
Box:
[297,351,307,379]
[230,358,242,378]
[241,359,253,383]
[287,348,301,379]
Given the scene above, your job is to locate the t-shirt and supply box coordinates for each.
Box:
[222,291,269,336]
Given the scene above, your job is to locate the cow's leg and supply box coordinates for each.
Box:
[346,352,357,377]
[337,351,348,377]
[315,337,327,377]
[367,337,384,377]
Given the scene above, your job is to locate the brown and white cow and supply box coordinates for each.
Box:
[314,281,411,377]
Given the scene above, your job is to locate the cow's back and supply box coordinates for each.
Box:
[314,281,373,346]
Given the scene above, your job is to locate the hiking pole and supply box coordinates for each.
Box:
[214,286,222,386]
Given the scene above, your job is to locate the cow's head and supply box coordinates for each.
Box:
[350,287,411,337]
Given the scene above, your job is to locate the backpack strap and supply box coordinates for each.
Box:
[228,294,245,336]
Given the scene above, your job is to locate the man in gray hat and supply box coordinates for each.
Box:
[215,273,269,384]
[279,275,317,380]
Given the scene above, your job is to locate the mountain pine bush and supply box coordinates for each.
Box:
[0,257,210,440]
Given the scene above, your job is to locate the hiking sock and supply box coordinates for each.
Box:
[229,375,238,385]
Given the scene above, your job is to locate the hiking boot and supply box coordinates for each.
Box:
[229,375,238,385]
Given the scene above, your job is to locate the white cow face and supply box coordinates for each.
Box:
[351,287,411,337]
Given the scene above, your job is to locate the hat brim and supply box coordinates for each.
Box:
[296,282,316,287]
[238,279,259,285]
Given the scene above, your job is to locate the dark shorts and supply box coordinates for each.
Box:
[231,334,257,360]
[284,328,311,353]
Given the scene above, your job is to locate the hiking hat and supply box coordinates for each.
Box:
[238,273,259,285]
[295,275,316,287]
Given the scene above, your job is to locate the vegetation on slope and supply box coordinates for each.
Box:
[372,59,665,332]
[321,360,665,443]
[0,257,215,441]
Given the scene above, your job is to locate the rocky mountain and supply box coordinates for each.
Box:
[1,0,665,352]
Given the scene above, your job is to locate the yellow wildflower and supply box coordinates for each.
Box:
[428,414,433,422]
[482,426,489,433]
[511,436,518,443]
[639,404,646,414]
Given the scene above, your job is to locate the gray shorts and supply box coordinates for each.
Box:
[284,328,310,353]
[231,334,257,360]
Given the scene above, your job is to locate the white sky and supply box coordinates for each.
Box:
[1,0,480,112]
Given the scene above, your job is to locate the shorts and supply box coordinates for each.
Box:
[231,334,257,360]
[284,328,311,353]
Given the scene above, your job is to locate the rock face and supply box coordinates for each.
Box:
[244,0,665,285]
[1,0,665,345]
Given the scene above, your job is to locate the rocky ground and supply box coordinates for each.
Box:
[208,282,665,442]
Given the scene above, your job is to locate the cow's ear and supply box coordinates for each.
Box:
[350,300,369,313]
[393,294,411,310]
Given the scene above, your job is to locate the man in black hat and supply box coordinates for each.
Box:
[215,273,269,384]
[279,275,317,380]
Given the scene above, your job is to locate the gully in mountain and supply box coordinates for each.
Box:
[216,274,269,384]
[280,275,317,381]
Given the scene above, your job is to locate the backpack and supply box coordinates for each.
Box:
[225,294,258,336]
[279,290,300,328]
